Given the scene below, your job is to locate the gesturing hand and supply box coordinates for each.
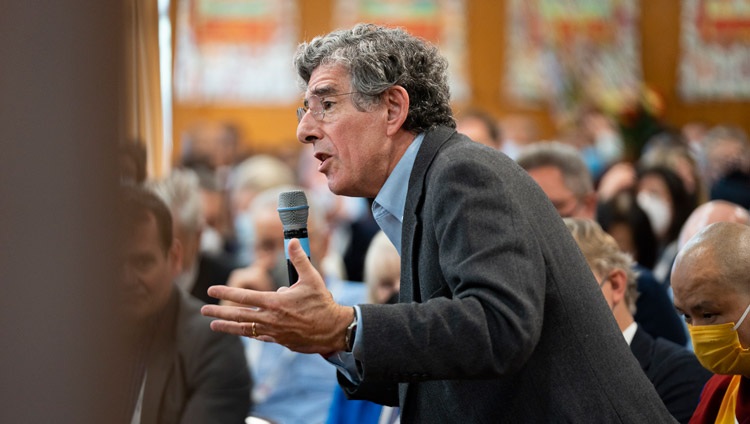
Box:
[200,238,354,354]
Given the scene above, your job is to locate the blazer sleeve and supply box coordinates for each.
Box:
[336,371,399,407]
[356,146,555,382]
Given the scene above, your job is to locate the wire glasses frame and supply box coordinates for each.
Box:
[296,92,357,123]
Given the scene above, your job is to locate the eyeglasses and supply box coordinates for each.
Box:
[296,92,357,123]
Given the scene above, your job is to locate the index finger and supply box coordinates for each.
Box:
[207,284,274,308]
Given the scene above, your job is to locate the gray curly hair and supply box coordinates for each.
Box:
[293,23,455,133]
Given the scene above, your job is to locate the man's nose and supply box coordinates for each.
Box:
[296,112,321,144]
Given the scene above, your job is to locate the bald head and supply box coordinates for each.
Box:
[678,200,750,249]
[674,222,750,298]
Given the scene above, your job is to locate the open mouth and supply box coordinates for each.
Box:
[314,152,331,169]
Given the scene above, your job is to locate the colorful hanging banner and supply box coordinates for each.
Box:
[504,0,641,124]
[679,0,750,101]
[334,0,469,102]
[174,0,300,105]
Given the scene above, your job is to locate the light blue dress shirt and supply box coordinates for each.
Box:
[328,133,424,384]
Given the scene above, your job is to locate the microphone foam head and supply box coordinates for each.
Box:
[277,190,309,230]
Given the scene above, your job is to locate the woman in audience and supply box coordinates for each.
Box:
[636,165,697,284]
[598,189,659,271]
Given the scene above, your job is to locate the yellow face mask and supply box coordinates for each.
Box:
[689,303,750,376]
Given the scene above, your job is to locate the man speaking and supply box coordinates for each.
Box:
[202,24,674,422]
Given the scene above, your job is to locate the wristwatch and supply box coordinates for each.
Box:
[345,307,357,352]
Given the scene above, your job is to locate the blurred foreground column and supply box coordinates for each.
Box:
[0,1,128,423]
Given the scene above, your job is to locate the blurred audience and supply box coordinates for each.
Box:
[498,113,539,160]
[579,108,625,179]
[700,126,750,188]
[456,107,502,150]
[229,154,297,268]
[564,218,711,423]
[518,142,686,345]
[640,131,707,206]
[119,140,148,185]
[118,185,250,423]
[180,121,242,188]
[223,185,367,424]
[597,189,659,270]
[327,230,401,424]
[701,126,750,209]
[678,200,750,250]
[363,231,401,306]
[147,169,236,305]
[672,222,750,423]
[517,141,597,218]
[192,166,234,258]
[635,165,697,284]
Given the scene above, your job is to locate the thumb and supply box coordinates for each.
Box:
[287,238,317,282]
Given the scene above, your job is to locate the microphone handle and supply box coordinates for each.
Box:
[283,229,310,286]
[286,257,309,286]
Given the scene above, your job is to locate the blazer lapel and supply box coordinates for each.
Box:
[629,326,654,372]
[398,126,456,411]
[401,126,456,304]
[140,289,180,424]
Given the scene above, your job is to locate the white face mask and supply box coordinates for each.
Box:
[200,226,224,256]
[637,191,672,239]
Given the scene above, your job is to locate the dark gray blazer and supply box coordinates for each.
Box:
[141,289,252,424]
[340,127,675,423]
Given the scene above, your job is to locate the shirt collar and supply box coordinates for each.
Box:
[372,133,425,252]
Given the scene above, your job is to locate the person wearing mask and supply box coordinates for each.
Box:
[518,141,687,346]
[636,165,697,284]
[672,222,750,423]
[565,218,711,423]
[201,24,674,422]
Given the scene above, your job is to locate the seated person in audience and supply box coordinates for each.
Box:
[229,154,297,268]
[672,222,750,423]
[226,185,368,424]
[119,139,147,186]
[118,185,251,424]
[636,165,697,285]
[456,107,502,150]
[148,169,236,304]
[564,218,711,423]
[327,231,401,424]
[498,113,538,160]
[678,200,750,250]
[701,126,750,209]
[517,141,687,345]
[639,134,706,207]
[700,126,750,188]
[597,189,659,270]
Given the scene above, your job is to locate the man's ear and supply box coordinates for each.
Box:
[169,238,183,275]
[384,86,409,137]
[608,268,628,307]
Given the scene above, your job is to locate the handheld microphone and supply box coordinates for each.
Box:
[277,190,310,285]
